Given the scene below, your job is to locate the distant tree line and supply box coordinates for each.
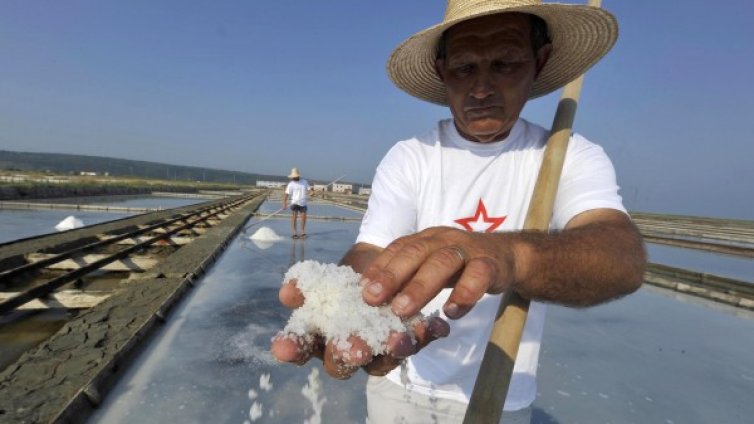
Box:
[0,150,285,185]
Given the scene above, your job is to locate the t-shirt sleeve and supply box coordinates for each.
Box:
[551,133,627,229]
[285,182,292,195]
[356,142,419,248]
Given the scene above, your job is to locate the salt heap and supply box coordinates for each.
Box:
[54,215,84,232]
[249,226,284,250]
[281,260,413,354]
[250,226,284,241]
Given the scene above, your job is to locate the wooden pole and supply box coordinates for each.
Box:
[463,1,602,422]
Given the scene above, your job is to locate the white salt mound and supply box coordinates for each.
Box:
[54,215,84,232]
[250,226,284,241]
[282,260,413,354]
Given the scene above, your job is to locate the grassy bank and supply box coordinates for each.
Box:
[0,171,249,200]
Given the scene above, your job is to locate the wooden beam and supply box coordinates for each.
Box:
[0,290,111,309]
[25,253,158,272]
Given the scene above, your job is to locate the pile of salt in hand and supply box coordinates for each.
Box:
[278,260,422,357]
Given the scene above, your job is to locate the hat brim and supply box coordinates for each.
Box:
[387,5,618,105]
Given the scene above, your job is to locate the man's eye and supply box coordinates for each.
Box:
[493,61,520,73]
[453,64,474,75]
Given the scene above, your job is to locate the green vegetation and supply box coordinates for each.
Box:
[0,170,253,200]
[0,150,285,185]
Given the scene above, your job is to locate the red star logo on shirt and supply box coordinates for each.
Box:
[454,199,506,233]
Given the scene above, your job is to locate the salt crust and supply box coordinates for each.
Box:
[282,260,413,354]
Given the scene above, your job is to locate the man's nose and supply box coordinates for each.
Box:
[469,69,495,99]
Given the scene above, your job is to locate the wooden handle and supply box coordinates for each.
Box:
[463,2,601,421]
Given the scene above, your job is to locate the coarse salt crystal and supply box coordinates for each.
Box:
[259,373,273,391]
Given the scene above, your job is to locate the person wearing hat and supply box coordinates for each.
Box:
[273,1,646,422]
[282,167,312,239]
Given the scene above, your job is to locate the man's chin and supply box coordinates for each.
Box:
[465,122,510,142]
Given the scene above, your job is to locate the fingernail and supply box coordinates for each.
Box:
[366,282,383,296]
[392,294,411,313]
[444,302,460,319]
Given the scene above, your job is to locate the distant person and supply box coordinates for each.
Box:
[282,167,311,239]
[273,1,646,422]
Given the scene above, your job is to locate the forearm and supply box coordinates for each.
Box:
[507,217,646,307]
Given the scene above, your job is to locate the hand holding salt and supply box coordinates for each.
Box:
[271,260,449,379]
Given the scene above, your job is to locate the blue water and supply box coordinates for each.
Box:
[25,195,203,209]
[647,243,753,283]
[0,196,206,244]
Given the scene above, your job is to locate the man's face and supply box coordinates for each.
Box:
[435,13,551,143]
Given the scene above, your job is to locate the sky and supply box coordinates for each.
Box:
[1,1,752,219]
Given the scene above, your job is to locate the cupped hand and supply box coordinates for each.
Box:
[359,226,518,320]
[270,280,449,380]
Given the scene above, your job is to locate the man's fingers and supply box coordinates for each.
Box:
[270,333,316,365]
[444,257,498,319]
[323,337,371,380]
[363,354,401,376]
[388,245,466,317]
[360,240,407,304]
[279,280,305,308]
[365,318,451,377]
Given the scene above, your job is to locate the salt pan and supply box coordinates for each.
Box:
[281,260,416,355]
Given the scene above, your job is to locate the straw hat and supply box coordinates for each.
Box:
[288,167,301,178]
[387,0,618,105]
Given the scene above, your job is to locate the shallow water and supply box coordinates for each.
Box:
[647,243,753,283]
[0,196,205,244]
[86,202,754,423]
[24,194,203,209]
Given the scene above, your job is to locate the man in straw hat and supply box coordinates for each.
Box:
[273,0,645,421]
[282,167,311,239]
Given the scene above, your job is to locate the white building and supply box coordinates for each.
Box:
[312,184,328,192]
[358,187,372,196]
[256,180,286,189]
[332,183,353,194]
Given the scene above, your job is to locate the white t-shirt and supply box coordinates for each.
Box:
[285,179,310,207]
[356,118,626,411]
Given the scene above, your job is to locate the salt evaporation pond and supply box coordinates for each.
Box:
[0,195,207,244]
[87,202,754,423]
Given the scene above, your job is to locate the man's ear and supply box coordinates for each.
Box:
[434,59,446,82]
[534,43,552,79]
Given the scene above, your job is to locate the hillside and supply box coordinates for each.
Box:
[0,150,285,185]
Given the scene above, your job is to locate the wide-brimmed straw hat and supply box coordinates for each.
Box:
[387,0,618,105]
[288,167,301,178]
